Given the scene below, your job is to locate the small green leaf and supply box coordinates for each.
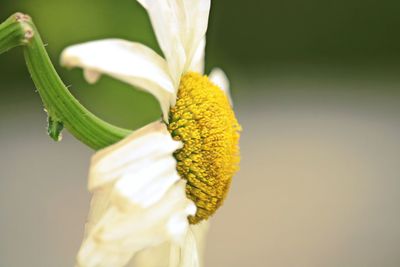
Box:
[47,116,64,142]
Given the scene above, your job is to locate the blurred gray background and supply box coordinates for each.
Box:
[1,0,400,266]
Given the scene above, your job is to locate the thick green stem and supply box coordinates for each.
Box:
[0,13,32,54]
[1,13,132,150]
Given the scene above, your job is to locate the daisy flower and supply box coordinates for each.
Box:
[61,0,241,266]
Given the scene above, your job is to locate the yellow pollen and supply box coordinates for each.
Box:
[168,72,241,224]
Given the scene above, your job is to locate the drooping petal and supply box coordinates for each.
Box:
[88,121,181,190]
[76,121,196,267]
[112,156,180,210]
[83,121,179,237]
[61,39,175,116]
[77,181,195,267]
[209,68,233,105]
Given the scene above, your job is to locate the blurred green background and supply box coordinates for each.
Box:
[2,1,400,267]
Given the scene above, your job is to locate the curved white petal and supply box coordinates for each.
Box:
[77,181,195,267]
[61,39,175,116]
[88,121,181,190]
[77,121,196,267]
[112,156,180,210]
[209,68,233,105]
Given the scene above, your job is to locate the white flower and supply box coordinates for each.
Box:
[61,0,240,267]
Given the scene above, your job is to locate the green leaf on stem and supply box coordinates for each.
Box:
[47,115,64,141]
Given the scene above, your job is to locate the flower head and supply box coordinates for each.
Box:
[61,0,240,266]
[169,72,241,224]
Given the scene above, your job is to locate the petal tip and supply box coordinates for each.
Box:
[84,69,101,84]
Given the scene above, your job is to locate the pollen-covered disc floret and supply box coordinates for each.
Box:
[168,72,241,224]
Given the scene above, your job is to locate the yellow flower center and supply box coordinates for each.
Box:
[168,72,241,224]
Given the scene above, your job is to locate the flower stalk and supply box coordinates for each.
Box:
[0,13,131,150]
[0,13,32,54]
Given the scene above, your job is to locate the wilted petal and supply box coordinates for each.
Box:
[112,157,180,210]
[88,121,181,190]
[76,121,196,267]
[78,181,195,267]
[61,39,175,116]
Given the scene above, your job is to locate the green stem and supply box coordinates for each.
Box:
[1,13,132,150]
[0,13,32,54]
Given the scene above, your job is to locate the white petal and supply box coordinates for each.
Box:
[138,0,187,86]
[61,39,175,116]
[169,221,210,267]
[83,186,113,240]
[83,69,101,84]
[178,0,211,71]
[138,0,211,80]
[82,121,181,243]
[209,68,233,105]
[77,121,196,267]
[88,121,181,190]
[188,38,205,74]
[128,222,209,267]
[77,181,196,267]
[112,157,180,210]
[129,243,171,267]
[186,222,210,267]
